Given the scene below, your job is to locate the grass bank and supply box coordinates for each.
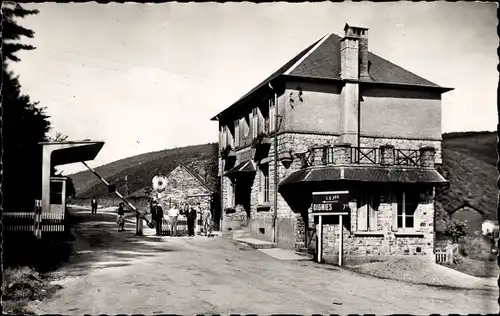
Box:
[2,213,76,314]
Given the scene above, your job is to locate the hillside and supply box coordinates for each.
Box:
[435,131,498,229]
[70,143,219,199]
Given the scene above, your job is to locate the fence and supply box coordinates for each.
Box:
[3,210,65,234]
[159,215,205,236]
[435,244,455,264]
[3,212,36,232]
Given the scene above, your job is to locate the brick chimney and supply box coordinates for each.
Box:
[341,23,370,81]
[339,23,369,146]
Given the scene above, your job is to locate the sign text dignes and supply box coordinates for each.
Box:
[312,191,350,214]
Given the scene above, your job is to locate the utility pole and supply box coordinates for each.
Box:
[270,83,279,244]
[125,175,129,197]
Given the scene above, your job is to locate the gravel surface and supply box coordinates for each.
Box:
[347,257,497,290]
[27,206,498,314]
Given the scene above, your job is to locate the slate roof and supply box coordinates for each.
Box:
[212,32,452,121]
[225,160,256,177]
[279,165,448,187]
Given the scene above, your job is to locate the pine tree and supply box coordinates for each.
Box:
[2,2,51,212]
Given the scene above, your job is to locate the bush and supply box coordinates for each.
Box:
[3,266,63,315]
[444,219,468,244]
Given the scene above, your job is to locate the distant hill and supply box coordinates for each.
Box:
[70,143,219,199]
[435,131,497,230]
[70,132,498,228]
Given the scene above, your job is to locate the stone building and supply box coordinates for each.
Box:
[162,164,215,217]
[211,23,452,264]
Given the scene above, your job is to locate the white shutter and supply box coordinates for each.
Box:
[222,126,227,148]
[369,200,378,231]
[219,127,223,150]
[414,206,422,231]
[258,167,263,204]
[357,197,368,231]
[392,192,399,231]
[269,99,275,133]
[252,108,258,138]
[234,120,240,148]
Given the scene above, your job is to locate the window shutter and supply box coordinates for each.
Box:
[226,179,232,207]
[219,129,222,150]
[234,120,240,147]
[357,200,368,231]
[392,192,398,232]
[223,126,227,148]
[269,99,275,132]
[369,204,378,231]
[414,208,422,232]
[258,168,263,204]
[252,108,258,138]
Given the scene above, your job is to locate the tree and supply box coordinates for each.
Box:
[2,2,51,212]
[444,219,468,244]
[2,2,38,62]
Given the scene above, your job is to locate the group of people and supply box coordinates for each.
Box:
[150,200,212,237]
[98,196,213,236]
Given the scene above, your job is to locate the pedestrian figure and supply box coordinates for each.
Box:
[116,202,126,232]
[167,202,180,236]
[186,204,197,237]
[152,201,164,236]
[91,196,98,214]
[201,204,212,237]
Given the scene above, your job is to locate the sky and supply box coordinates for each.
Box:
[9,2,498,175]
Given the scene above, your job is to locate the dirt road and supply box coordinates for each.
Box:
[28,206,497,314]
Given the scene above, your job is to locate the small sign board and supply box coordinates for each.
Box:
[312,190,350,215]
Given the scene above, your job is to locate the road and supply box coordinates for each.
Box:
[28,206,497,315]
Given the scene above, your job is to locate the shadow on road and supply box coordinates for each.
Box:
[59,207,179,278]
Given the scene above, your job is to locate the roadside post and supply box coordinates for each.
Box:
[312,190,350,266]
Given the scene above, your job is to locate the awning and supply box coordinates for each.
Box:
[39,140,105,166]
[225,160,256,177]
[279,165,448,186]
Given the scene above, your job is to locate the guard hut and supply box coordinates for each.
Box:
[37,140,104,238]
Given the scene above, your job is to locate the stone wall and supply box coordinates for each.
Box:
[360,136,442,165]
[319,192,436,265]
[163,165,212,212]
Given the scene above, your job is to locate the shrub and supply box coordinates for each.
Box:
[444,219,468,244]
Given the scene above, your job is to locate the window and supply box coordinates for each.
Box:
[269,98,276,133]
[259,163,270,204]
[50,181,63,205]
[243,116,250,137]
[252,108,259,139]
[396,191,419,230]
[234,119,240,148]
[357,194,378,231]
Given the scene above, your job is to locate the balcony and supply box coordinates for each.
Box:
[291,143,437,169]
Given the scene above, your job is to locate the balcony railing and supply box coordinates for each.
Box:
[295,144,436,169]
[350,147,380,164]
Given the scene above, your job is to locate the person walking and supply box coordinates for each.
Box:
[116,202,126,232]
[91,196,98,214]
[167,202,180,237]
[201,205,212,237]
[186,204,197,237]
[152,201,164,236]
